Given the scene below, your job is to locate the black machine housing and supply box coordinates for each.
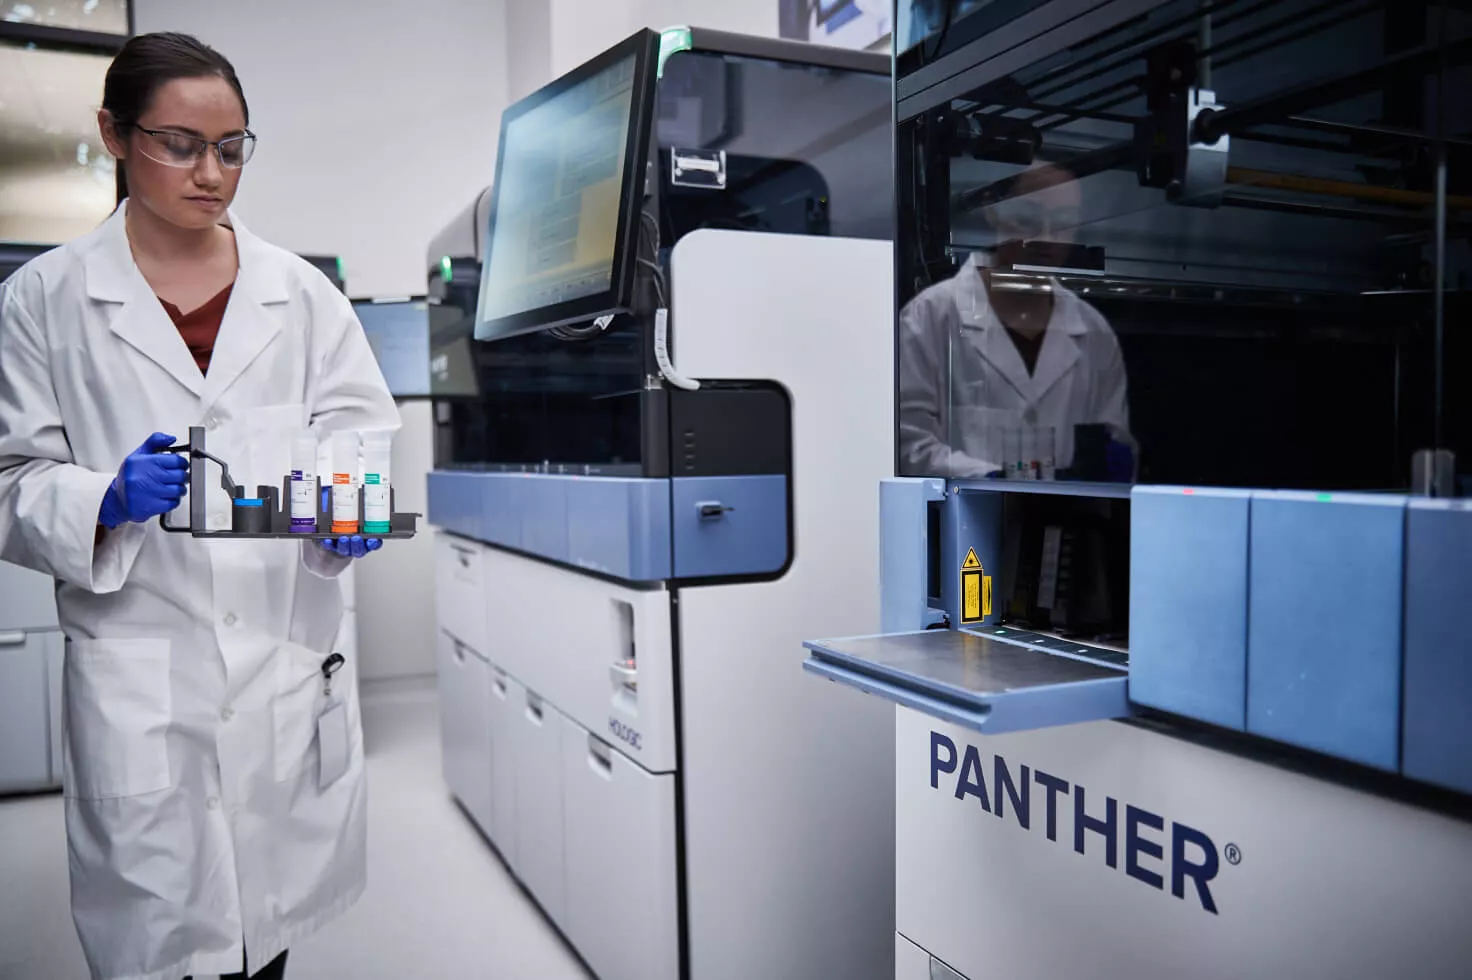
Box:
[427,28,891,478]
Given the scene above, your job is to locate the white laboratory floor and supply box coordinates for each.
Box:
[0,679,593,980]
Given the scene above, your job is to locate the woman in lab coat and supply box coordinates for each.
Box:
[898,162,1134,480]
[0,33,398,980]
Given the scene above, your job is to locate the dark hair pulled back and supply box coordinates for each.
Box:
[103,32,249,203]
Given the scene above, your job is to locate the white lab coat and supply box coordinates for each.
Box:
[898,253,1132,479]
[0,204,399,980]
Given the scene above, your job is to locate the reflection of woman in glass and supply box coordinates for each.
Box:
[898,162,1134,480]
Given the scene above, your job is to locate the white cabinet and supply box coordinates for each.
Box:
[479,546,678,774]
[436,630,493,834]
[513,688,567,929]
[434,534,489,654]
[561,713,679,980]
[0,561,58,632]
[487,667,521,867]
[0,631,58,793]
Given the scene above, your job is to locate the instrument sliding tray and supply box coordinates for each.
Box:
[802,629,1129,735]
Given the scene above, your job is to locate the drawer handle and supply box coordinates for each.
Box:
[588,735,613,777]
[493,677,508,698]
[696,501,734,520]
[609,660,638,692]
[0,631,26,647]
[525,694,544,723]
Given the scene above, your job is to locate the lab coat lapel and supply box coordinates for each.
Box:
[1030,291,1085,402]
[200,214,287,410]
[956,262,1034,403]
[85,206,205,397]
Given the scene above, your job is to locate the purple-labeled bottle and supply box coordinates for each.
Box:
[290,435,318,532]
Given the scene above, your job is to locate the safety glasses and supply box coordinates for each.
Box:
[127,124,257,169]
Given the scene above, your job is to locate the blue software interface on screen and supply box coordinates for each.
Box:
[355,300,431,398]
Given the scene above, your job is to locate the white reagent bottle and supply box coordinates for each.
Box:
[331,430,360,536]
[291,435,318,533]
[362,431,392,535]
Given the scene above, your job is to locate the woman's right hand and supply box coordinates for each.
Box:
[98,432,189,528]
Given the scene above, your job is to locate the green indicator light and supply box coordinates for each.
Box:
[440,255,453,283]
[1316,492,1333,502]
[658,26,693,79]
[335,257,345,282]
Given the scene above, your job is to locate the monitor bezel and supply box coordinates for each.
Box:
[474,28,660,342]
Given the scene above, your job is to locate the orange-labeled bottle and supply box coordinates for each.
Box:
[331,430,360,535]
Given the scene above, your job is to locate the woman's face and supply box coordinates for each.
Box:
[99,75,247,232]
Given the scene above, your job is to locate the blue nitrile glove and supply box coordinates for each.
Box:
[99,432,189,529]
[1105,439,1135,483]
[319,535,383,560]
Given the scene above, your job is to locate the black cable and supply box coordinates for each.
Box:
[547,210,666,341]
[638,210,668,306]
[639,257,668,307]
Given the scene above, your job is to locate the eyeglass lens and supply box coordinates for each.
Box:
[140,130,255,168]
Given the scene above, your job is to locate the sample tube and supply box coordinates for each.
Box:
[1022,428,1040,481]
[1040,426,1057,482]
[331,430,360,535]
[362,431,392,535]
[290,435,318,533]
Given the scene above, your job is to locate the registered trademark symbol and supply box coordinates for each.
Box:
[1224,843,1242,866]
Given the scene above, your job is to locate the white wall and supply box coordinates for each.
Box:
[509,0,780,82]
[135,0,510,681]
[134,0,507,297]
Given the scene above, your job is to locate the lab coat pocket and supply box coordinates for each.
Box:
[62,639,172,800]
[272,640,326,781]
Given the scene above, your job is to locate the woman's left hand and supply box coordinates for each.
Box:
[319,535,383,559]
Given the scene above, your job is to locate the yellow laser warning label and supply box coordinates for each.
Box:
[961,548,987,624]
[962,571,982,623]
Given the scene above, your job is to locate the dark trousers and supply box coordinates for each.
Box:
[185,949,287,980]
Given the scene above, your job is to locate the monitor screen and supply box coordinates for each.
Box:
[476,30,658,340]
[354,298,431,398]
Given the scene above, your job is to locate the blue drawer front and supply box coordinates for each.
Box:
[566,477,672,580]
[1402,501,1472,794]
[521,477,569,560]
[425,471,484,542]
[1129,486,1251,731]
[427,472,672,582]
[1247,491,1406,771]
[671,475,788,580]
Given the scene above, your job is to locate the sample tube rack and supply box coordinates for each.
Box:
[159,426,419,540]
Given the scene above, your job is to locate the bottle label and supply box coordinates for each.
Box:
[289,470,316,515]
[332,473,359,533]
[290,472,316,529]
[363,477,390,534]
